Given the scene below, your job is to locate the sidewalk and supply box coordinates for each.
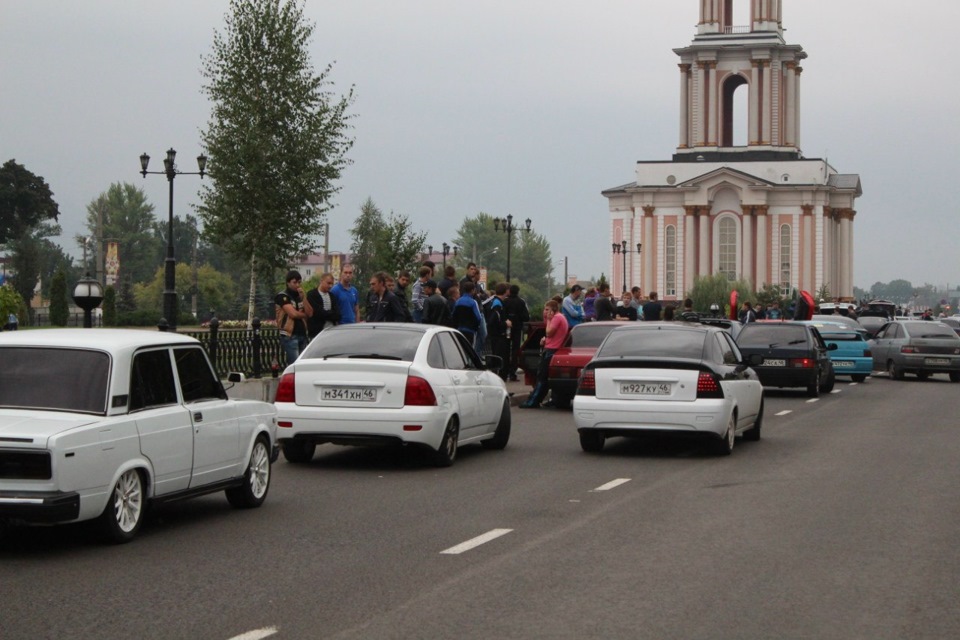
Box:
[505,377,532,407]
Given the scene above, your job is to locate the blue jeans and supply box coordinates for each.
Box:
[281,334,308,365]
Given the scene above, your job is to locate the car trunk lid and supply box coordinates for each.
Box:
[291,359,412,409]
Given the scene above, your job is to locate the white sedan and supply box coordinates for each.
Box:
[0,329,277,543]
[274,324,511,466]
[573,323,764,455]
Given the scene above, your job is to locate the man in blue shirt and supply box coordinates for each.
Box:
[331,264,360,324]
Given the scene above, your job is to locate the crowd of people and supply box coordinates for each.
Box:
[273,260,531,381]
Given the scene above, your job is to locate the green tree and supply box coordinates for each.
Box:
[133,262,239,318]
[198,0,355,325]
[0,159,60,245]
[85,183,163,287]
[102,285,117,326]
[6,222,66,321]
[349,198,386,286]
[49,267,69,326]
[685,274,756,316]
[348,198,427,286]
[0,283,25,327]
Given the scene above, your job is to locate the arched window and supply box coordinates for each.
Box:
[779,224,792,295]
[665,225,677,296]
[718,217,738,280]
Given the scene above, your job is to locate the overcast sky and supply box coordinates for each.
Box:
[2,1,958,291]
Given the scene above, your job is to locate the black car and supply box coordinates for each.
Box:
[736,322,837,397]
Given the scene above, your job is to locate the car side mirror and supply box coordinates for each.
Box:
[746,354,765,367]
[484,355,503,372]
[827,343,838,351]
[224,371,245,391]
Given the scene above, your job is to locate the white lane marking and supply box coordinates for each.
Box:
[830,389,841,394]
[592,478,631,492]
[441,529,513,555]
[848,382,859,386]
[775,410,792,416]
[228,628,278,640]
[806,398,819,403]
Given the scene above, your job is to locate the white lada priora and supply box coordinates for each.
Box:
[274,324,511,467]
[0,329,277,543]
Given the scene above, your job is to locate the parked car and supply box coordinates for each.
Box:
[573,323,764,455]
[939,317,960,337]
[0,329,278,543]
[546,322,625,409]
[695,317,744,340]
[274,324,510,467]
[796,322,872,382]
[858,315,888,339]
[869,320,960,381]
[811,314,863,332]
[736,322,837,397]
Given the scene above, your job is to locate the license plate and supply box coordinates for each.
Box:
[924,358,950,366]
[620,382,672,396]
[833,361,854,368]
[762,359,786,367]
[323,387,377,401]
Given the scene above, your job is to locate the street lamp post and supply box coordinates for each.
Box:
[72,272,104,328]
[140,149,207,332]
[441,242,458,270]
[611,241,642,293]
[492,215,532,282]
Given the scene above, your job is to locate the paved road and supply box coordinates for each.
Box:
[3,374,960,639]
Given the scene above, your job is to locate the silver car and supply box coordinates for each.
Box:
[869,321,960,381]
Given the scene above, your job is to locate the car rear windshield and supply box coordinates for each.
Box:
[597,329,705,359]
[301,327,423,361]
[737,325,808,347]
[570,324,619,348]
[820,332,861,342]
[0,347,109,414]
[905,323,958,339]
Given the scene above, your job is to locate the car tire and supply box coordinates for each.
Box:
[806,371,821,397]
[887,360,904,380]
[226,436,271,509]
[281,440,316,464]
[579,430,604,453]
[552,392,573,410]
[743,400,763,442]
[99,468,146,544]
[433,417,459,467]
[713,413,735,456]
[482,399,511,450]
[851,374,867,383]
[820,368,835,393]
[950,372,960,383]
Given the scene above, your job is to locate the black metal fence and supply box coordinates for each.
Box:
[181,317,288,378]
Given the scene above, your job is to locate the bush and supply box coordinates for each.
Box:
[117,310,163,327]
[49,268,69,326]
[102,286,117,327]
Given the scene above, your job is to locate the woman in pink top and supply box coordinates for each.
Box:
[521,300,569,408]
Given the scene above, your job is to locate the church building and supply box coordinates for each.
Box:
[603,0,861,301]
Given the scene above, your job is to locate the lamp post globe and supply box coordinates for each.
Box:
[72,273,104,328]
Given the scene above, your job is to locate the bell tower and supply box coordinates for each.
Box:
[675,0,805,161]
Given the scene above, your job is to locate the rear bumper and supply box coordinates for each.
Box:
[895,354,960,373]
[275,404,450,450]
[828,357,872,376]
[0,490,80,523]
[754,367,819,388]
[572,396,730,437]
[547,379,578,397]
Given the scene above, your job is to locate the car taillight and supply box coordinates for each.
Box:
[404,376,437,406]
[790,358,815,368]
[696,372,724,398]
[577,370,596,396]
[863,349,872,357]
[275,373,296,402]
[900,346,918,354]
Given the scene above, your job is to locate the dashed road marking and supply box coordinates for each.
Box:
[228,628,278,640]
[831,389,841,394]
[592,478,631,492]
[441,529,513,555]
[806,398,819,403]
[775,410,792,416]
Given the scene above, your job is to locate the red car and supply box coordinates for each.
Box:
[520,321,626,409]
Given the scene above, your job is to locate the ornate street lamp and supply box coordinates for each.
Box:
[72,273,104,328]
[139,149,207,331]
[441,242,458,270]
[492,215,532,282]
[612,241,642,293]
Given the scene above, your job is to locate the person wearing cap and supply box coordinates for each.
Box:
[421,279,449,326]
[562,285,585,328]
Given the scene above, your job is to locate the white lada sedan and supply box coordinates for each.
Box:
[0,329,277,543]
[573,323,764,455]
[274,324,511,467]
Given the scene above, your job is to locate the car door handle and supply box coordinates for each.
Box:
[194,412,203,422]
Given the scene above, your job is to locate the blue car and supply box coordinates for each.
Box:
[798,321,872,382]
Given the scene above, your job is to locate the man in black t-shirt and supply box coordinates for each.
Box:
[275,270,313,363]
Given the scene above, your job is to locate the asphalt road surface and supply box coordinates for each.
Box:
[3,373,960,639]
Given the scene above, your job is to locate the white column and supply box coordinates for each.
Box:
[821,208,833,295]
[742,209,754,287]
[755,209,768,287]
[784,63,796,146]
[695,62,707,146]
[795,67,802,149]
[707,62,718,145]
[685,209,697,294]
[699,209,711,276]
[749,61,760,145]
[679,64,690,148]
[643,208,655,293]
[840,212,853,298]
[761,61,771,144]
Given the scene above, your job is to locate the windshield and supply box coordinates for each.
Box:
[598,328,705,359]
[904,323,958,339]
[301,327,423,361]
[0,347,110,414]
[737,325,808,347]
[569,324,619,348]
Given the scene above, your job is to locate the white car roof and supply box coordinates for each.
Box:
[0,328,200,352]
